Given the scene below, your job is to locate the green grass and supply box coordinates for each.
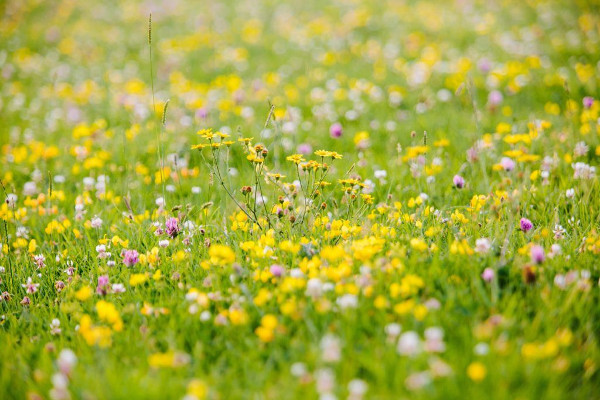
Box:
[1,0,600,398]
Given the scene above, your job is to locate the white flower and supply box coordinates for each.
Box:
[5,193,17,206]
[315,368,335,394]
[574,141,589,158]
[51,372,69,390]
[336,294,358,310]
[374,169,387,180]
[50,319,61,335]
[405,371,431,391]
[320,334,341,363]
[83,177,95,190]
[385,323,402,337]
[572,162,596,180]
[57,349,77,375]
[348,379,368,397]
[200,310,212,321]
[361,179,375,194]
[475,238,491,254]
[549,243,562,258]
[424,327,445,353]
[290,362,307,377]
[474,342,490,355]
[111,283,126,293]
[397,331,421,356]
[306,278,323,298]
[90,216,103,228]
[23,181,37,196]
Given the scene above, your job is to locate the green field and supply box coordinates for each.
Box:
[1,0,600,398]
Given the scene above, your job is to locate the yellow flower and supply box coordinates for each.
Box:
[96,300,123,331]
[148,351,190,368]
[228,307,249,325]
[75,286,93,301]
[186,379,208,399]
[286,154,305,164]
[129,273,149,286]
[255,326,275,343]
[209,244,235,265]
[78,314,113,348]
[410,238,428,252]
[261,314,278,330]
[351,236,385,262]
[467,362,487,381]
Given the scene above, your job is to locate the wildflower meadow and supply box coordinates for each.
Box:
[1,0,600,399]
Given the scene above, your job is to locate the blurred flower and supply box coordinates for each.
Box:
[453,174,465,189]
[122,249,139,267]
[330,122,343,138]
[481,268,495,282]
[520,218,533,232]
[530,245,545,264]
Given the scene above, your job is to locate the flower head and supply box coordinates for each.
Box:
[453,174,465,189]
[329,122,343,138]
[520,218,533,232]
[122,249,139,267]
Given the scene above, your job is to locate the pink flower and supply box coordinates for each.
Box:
[270,264,285,277]
[165,217,180,238]
[530,245,545,264]
[520,218,533,232]
[453,175,465,189]
[329,122,343,138]
[22,277,40,294]
[583,96,594,109]
[478,58,491,73]
[466,144,480,163]
[297,143,312,155]
[481,268,494,282]
[96,275,109,295]
[487,90,503,108]
[500,157,515,172]
[34,254,46,269]
[122,250,139,267]
[196,108,208,119]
